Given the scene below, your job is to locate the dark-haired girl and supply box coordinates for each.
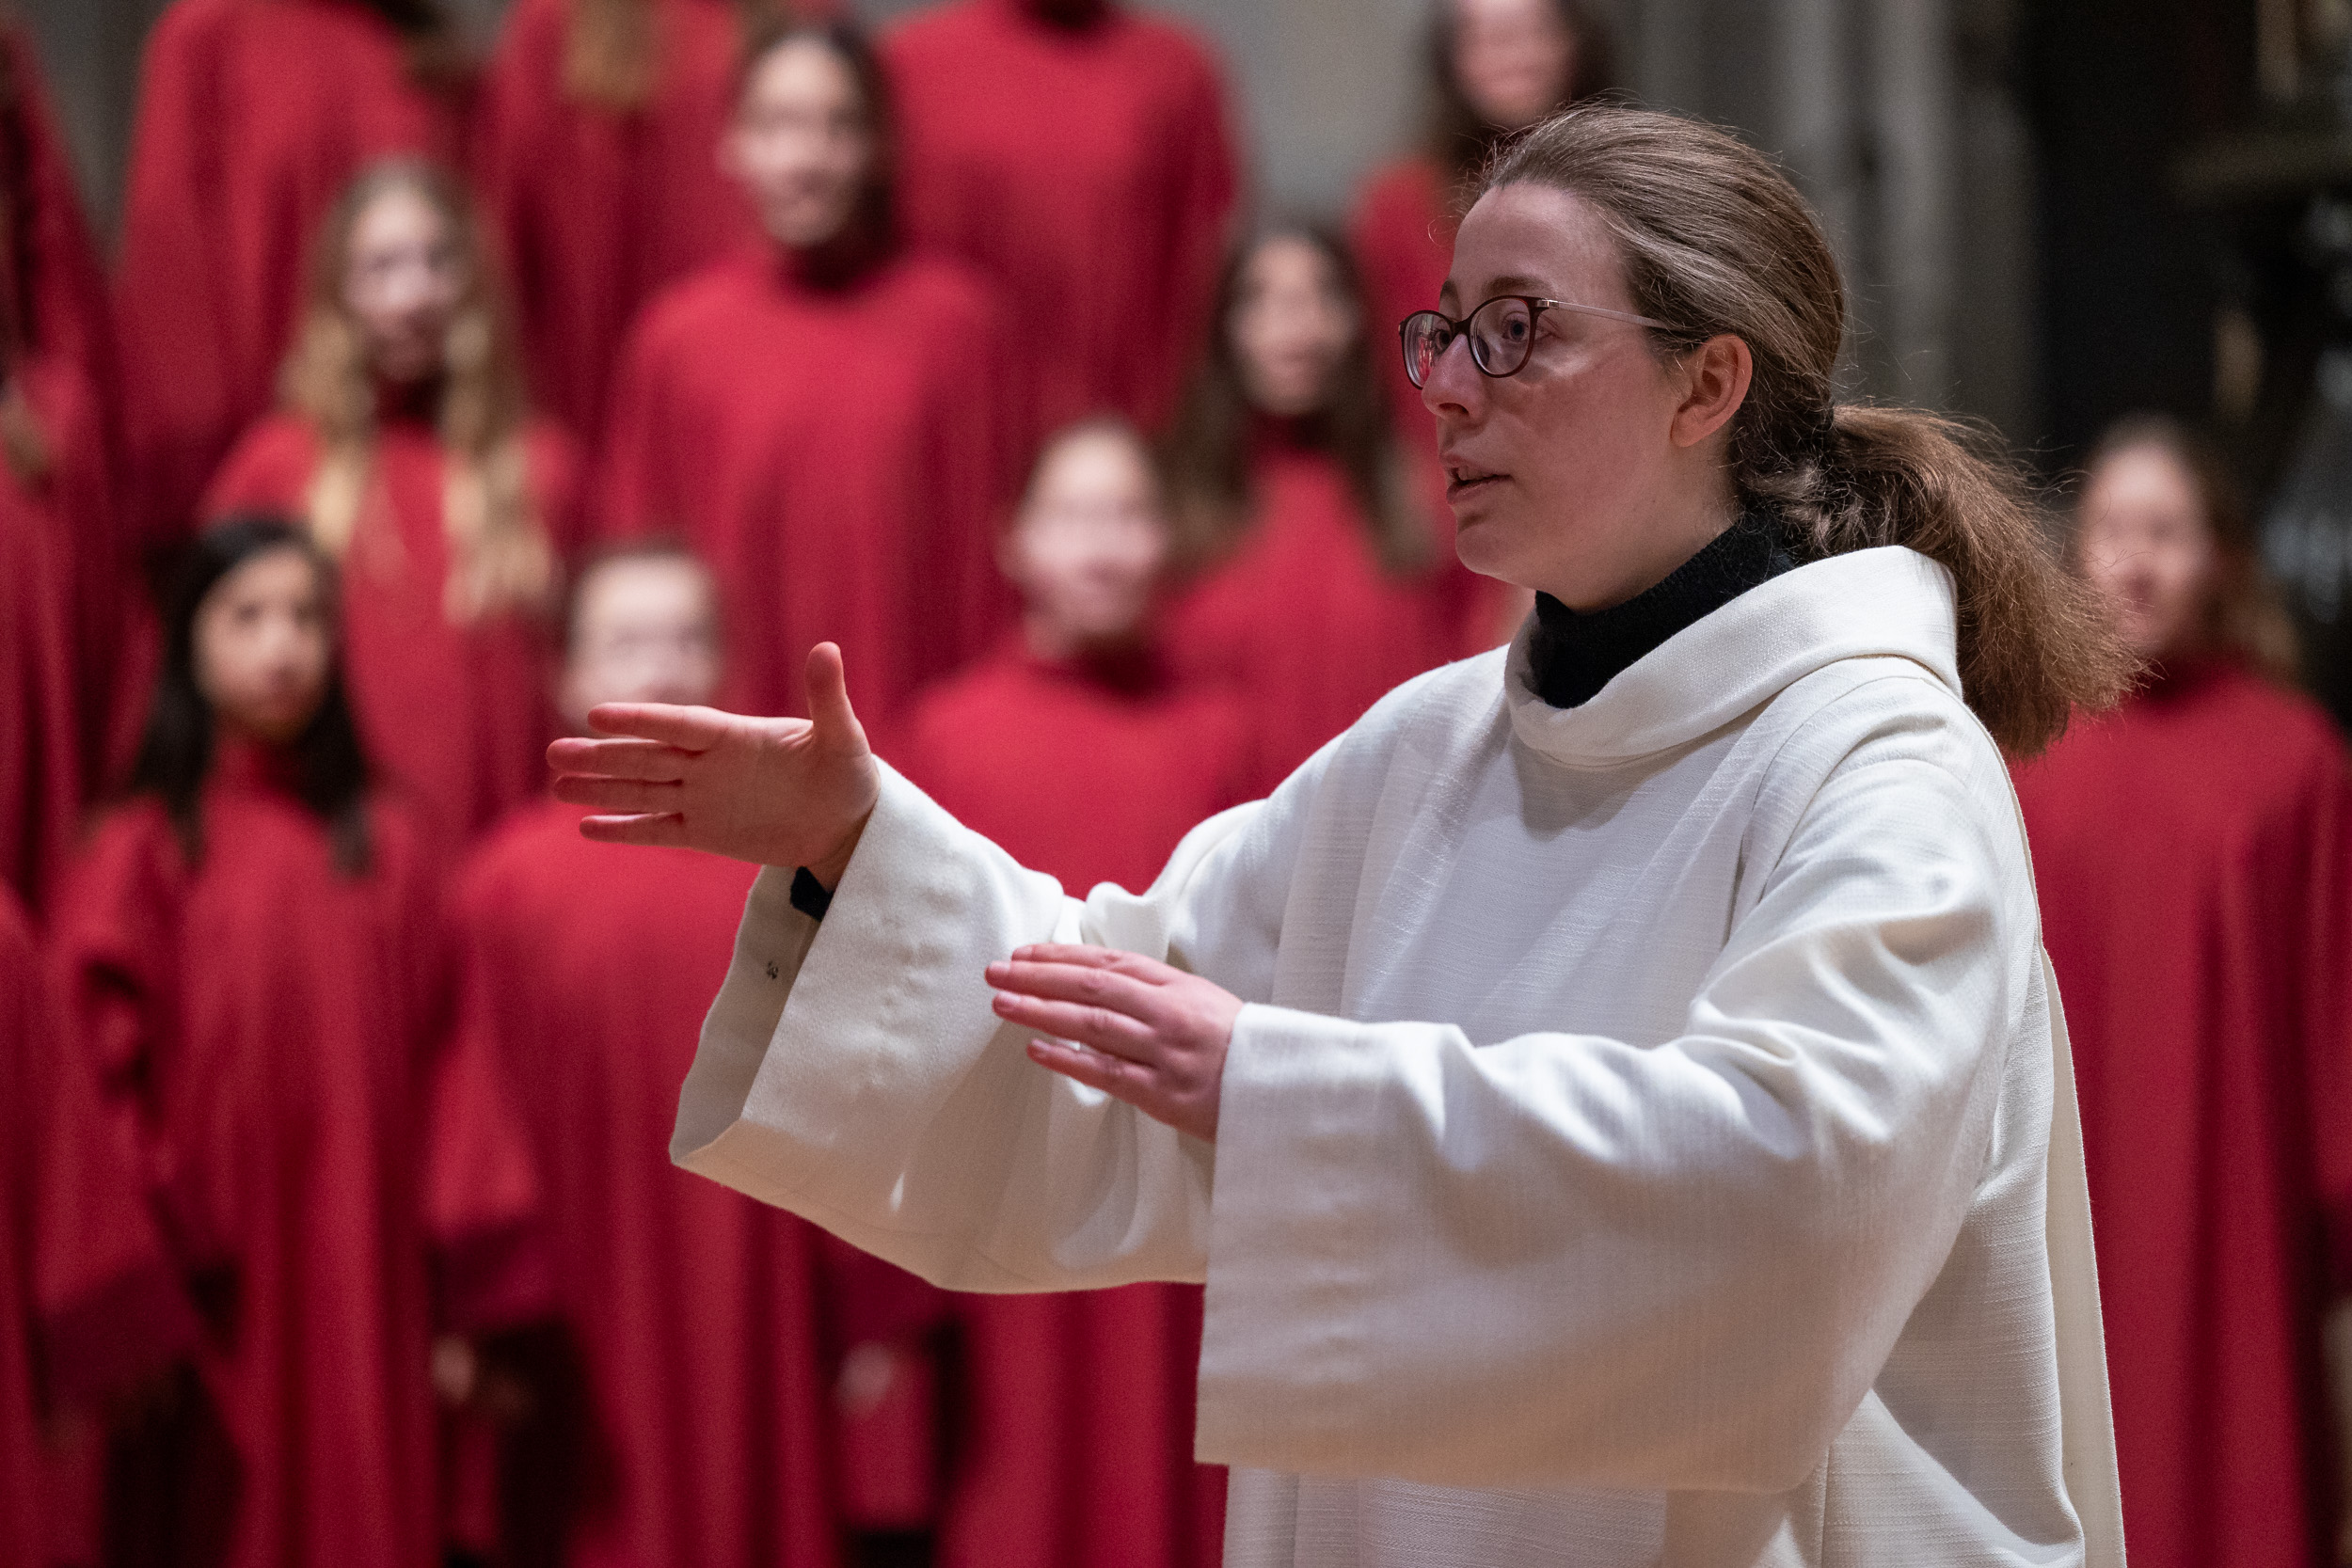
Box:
[1161,224,1481,792]
[1349,0,1611,448]
[2016,417,2352,1568]
[204,160,584,846]
[478,0,837,443]
[598,18,1019,721]
[51,520,539,1568]
[117,0,468,541]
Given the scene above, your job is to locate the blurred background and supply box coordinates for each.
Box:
[4,0,2294,466]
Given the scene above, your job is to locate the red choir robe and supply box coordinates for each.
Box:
[0,24,134,789]
[1163,431,1472,794]
[52,752,544,1568]
[115,0,465,542]
[890,641,1248,1568]
[597,247,1020,721]
[203,410,585,844]
[453,799,844,1568]
[0,384,83,912]
[478,0,824,442]
[2013,658,2352,1568]
[1347,155,1454,451]
[882,0,1239,436]
[0,886,197,1568]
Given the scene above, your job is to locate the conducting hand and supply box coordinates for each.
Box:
[986,944,1240,1143]
[548,641,878,882]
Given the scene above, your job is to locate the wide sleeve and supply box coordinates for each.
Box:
[1195,722,2030,1494]
[672,757,1305,1293]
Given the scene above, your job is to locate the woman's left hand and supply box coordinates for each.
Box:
[986,944,1241,1143]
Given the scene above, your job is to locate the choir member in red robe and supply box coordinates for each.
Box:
[1348,0,1611,451]
[891,419,1245,1568]
[1160,225,1481,794]
[205,161,584,847]
[53,519,542,1568]
[0,24,127,910]
[456,541,845,1568]
[882,0,1239,436]
[0,883,197,1568]
[116,0,468,542]
[2013,416,2352,1568]
[598,17,1019,723]
[480,0,838,442]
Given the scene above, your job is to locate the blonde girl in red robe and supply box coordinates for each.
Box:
[53,518,541,1568]
[1348,0,1613,449]
[205,160,585,847]
[118,0,469,543]
[1160,223,1490,793]
[2015,416,2352,1568]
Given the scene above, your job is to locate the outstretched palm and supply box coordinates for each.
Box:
[548,642,879,883]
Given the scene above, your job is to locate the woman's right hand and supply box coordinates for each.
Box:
[548,641,878,883]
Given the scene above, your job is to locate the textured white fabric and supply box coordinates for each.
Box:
[673,546,2124,1567]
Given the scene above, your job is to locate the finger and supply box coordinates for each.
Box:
[987,958,1163,1021]
[577,812,689,847]
[547,736,693,782]
[991,990,1159,1061]
[803,642,868,753]
[583,702,736,748]
[551,775,685,814]
[1000,943,1176,983]
[1025,1037,1160,1104]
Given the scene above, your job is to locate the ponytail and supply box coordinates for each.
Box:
[1483,106,2131,755]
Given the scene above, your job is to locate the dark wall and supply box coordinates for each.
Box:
[2024,0,2256,467]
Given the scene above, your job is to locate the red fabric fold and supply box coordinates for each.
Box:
[596,247,1022,722]
[2015,660,2352,1568]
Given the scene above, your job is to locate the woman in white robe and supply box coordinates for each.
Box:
[550,105,2135,1566]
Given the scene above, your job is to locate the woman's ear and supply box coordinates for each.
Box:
[1668,334,1754,450]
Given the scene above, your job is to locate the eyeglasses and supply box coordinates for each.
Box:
[1399,295,1679,388]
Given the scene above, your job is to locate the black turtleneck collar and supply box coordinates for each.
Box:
[1526,509,1798,709]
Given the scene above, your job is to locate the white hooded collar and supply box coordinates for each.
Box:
[1502,546,1962,767]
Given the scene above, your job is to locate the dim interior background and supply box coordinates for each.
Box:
[21,0,2346,701]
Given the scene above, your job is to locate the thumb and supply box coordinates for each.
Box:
[803,641,866,752]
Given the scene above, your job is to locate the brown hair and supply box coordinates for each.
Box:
[2077,413,2298,685]
[355,0,469,87]
[1161,223,1432,577]
[1481,105,2131,755]
[728,14,897,279]
[1427,0,1615,185]
[279,159,551,624]
[563,0,777,113]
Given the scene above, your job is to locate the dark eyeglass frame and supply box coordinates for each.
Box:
[1398,295,1681,388]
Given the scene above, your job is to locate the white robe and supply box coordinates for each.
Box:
[672,546,2126,1567]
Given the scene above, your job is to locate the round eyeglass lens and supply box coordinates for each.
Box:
[1400,311,1451,389]
[1469,296,1537,377]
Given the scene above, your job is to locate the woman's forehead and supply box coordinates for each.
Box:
[1442,183,1625,307]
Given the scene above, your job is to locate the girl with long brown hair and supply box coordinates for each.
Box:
[2017,415,2352,1568]
[478,0,835,441]
[118,0,470,544]
[556,103,2131,1565]
[203,159,585,844]
[1348,0,1613,443]
[1160,221,1477,790]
